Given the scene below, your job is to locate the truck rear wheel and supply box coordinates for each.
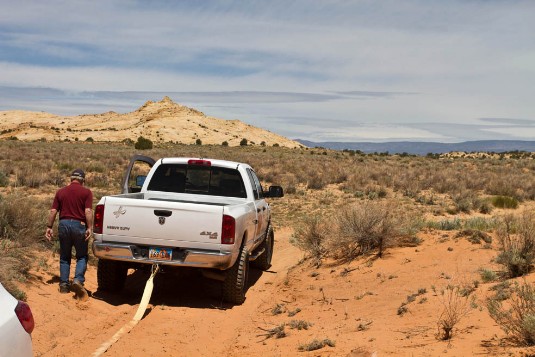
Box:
[222,247,249,304]
[97,259,128,292]
[251,226,274,270]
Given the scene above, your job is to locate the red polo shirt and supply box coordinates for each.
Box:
[52,181,93,223]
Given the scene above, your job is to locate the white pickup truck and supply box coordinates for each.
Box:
[92,155,283,304]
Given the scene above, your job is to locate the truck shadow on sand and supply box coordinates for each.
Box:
[91,266,266,310]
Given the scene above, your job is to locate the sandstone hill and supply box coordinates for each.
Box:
[0,96,302,148]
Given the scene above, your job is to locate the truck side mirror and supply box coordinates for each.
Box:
[266,185,284,198]
[136,175,147,187]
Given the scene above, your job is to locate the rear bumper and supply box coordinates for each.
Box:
[92,241,233,269]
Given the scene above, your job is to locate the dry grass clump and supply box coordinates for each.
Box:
[488,281,535,345]
[287,319,312,330]
[332,202,399,258]
[437,284,475,340]
[292,215,330,266]
[495,212,535,278]
[293,201,420,264]
[257,324,287,341]
[298,338,335,352]
[0,193,49,299]
[330,201,420,260]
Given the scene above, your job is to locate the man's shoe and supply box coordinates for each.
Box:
[59,284,70,294]
[71,280,88,301]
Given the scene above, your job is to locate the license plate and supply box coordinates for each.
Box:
[149,247,173,261]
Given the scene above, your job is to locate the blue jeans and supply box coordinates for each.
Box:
[58,219,88,285]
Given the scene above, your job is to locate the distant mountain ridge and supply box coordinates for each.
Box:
[0,97,302,148]
[295,140,535,155]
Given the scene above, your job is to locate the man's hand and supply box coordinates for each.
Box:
[85,228,93,241]
[46,209,57,242]
[45,227,53,241]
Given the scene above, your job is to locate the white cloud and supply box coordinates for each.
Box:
[1,1,535,142]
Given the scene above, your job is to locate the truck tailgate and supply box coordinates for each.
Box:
[101,196,224,247]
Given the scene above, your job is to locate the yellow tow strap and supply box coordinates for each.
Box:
[91,264,160,357]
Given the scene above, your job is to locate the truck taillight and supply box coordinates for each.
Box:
[188,159,211,166]
[221,215,235,244]
[15,301,34,334]
[94,204,104,234]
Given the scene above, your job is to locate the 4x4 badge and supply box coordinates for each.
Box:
[159,216,166,225]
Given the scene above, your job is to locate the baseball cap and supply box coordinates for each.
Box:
[71,169,85,180]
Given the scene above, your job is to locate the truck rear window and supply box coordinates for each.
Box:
[147,164,247,198]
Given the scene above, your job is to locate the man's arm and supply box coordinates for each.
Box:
[45,209,58,241]
[85,208,93,241]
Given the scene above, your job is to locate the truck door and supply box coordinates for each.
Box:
[247,169,269,242]
[121,155,156,194]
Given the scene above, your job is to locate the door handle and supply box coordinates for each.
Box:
[154,210,172,217]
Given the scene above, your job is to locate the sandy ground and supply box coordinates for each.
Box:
[24,225,535,356]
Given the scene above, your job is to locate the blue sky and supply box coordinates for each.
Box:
[1,0,535,143]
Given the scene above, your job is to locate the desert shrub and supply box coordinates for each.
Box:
[437,285,475,340]
[195,138,202,145]
[298,338,335,352]
[330,201,406,259]
[428,218,462,231]
[455,230,492,244]
[135,136,153,150]
[452,190,476,213]
[489,281,513,301]
[0,171,8,187]
[257,324,286,340]
[479,200,494,214]
[0,193,49,298]
[288,319,312,330]
[240,138,248,146]
[488,281,535,345]
[495,212,535,278]
[479,268,497,282]
[307,172,327,190]
[463,216,498,231]
[492,195,519,209]
[292,215,330,266]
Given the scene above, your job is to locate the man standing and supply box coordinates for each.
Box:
[45,169,93,299]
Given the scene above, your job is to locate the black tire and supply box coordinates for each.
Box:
[222,247,249,304]
[251,226,274,270]
[97,259,128,292]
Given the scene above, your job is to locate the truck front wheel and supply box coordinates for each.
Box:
[97,259,128,292]
[222,247,249,304]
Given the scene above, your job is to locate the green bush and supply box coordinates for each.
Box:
[492,196,519,209]
[479,268,497,282]
[135,136,153,150]
[0,171,8,187]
